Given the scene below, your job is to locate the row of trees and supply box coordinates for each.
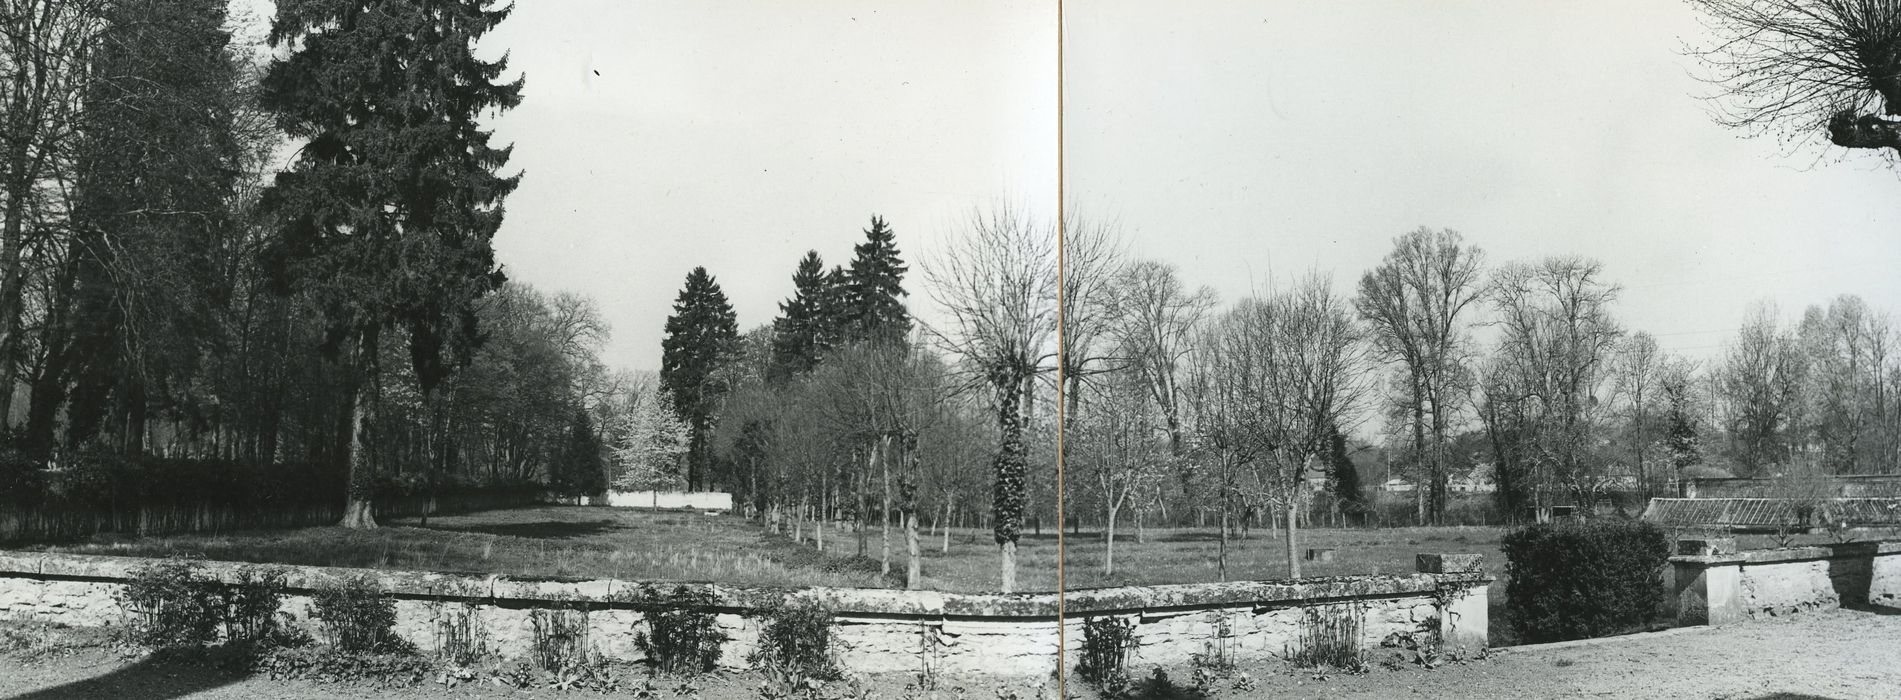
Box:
[1057,225,1901,580]
[646,209,1060,591]
[0,0,623,528]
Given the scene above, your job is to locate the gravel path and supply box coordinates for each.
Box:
[2,609,1896,699]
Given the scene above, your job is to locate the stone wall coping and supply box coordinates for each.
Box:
[1,552,1490,620]
[1669,539,1901,567]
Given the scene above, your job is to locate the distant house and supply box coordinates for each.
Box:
[1376,478,1414,492]
[1449,462,1497,493]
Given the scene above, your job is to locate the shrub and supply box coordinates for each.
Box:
[121,558,222,649]
[220,566,295,646]
[1075,615,1136,696]
[1501,518,1670,643]
[630,585,725,675]
[310,576,411,654]
[748,598,839,686]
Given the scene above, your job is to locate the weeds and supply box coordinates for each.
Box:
[1284,602,1367,672]
[433,602,486,666]
[1076,615,1137,696]
[530,605,590,672]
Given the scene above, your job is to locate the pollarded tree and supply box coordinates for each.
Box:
[660,266,739,491]
[1354,227,1485,524]
[843,215,911,345]
[1691,0,1901,157]
[258,0,522,528]
[925,204,1057,593]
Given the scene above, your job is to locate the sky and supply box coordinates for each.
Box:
[474,1,1058,373]
[233,0,1058,375]
[1065,1,1901,366]
[227,1,1899,375]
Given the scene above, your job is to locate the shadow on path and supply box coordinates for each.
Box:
[4,656,247,700]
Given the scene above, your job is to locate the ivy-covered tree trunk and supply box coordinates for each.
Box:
[993,379,1027,593]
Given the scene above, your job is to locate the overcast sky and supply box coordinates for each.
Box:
[232,1,1899,374]
[1066,1,1901,366]
[461,1,1058,374]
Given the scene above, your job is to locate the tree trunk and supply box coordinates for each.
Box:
[1104,503,1118,576]
[941,499,952,553]
[1000,540,1017,593]
[880,437,891,577]
[905,506,921,589]
[1284,500,1301,579]
[340,345,378,529]
[1217,498,1229,582]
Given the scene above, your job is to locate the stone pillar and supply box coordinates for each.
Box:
[1416,553,1489,650]
[1672,539,1745,626]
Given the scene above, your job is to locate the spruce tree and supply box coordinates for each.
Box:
[843,215,911,345]
[1663,376,1703,471]
[258,0,520,528]
[1327,424,1365,523]
[553,408,607,498]
[660,267,738,491]
[816,264,852,354]
[768,251,829,383]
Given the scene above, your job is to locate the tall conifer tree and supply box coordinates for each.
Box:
[843,215,910,345]
[769,251,829,383]
[660,267,738,491]
[258,0,520,528]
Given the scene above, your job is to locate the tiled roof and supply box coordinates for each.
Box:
[1643,498,1901,527]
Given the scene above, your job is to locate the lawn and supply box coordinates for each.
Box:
[17,505,1063,594]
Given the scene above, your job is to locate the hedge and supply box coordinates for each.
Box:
[1501,518,1671,644]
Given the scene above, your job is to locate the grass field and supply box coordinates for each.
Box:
[20,505,1065,593]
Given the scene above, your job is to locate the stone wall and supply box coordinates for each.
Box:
[0,552,1489,678]
[1671,539,1901,626]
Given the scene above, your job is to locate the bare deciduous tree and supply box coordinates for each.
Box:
[1056,210,1127,431]
[1112,260,1217,457]
[1070,366,1165,576]
[1354,227,1485,524]
[1611,331,1664,497]
[1198,275,1370,579]
[924,204,1056,593]
[1488,257,1625,512]
[1718,303,1810,474]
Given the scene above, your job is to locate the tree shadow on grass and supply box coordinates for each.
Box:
[419,519,623,540]
[4,656,248,700]
[1747,694,1841,700]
